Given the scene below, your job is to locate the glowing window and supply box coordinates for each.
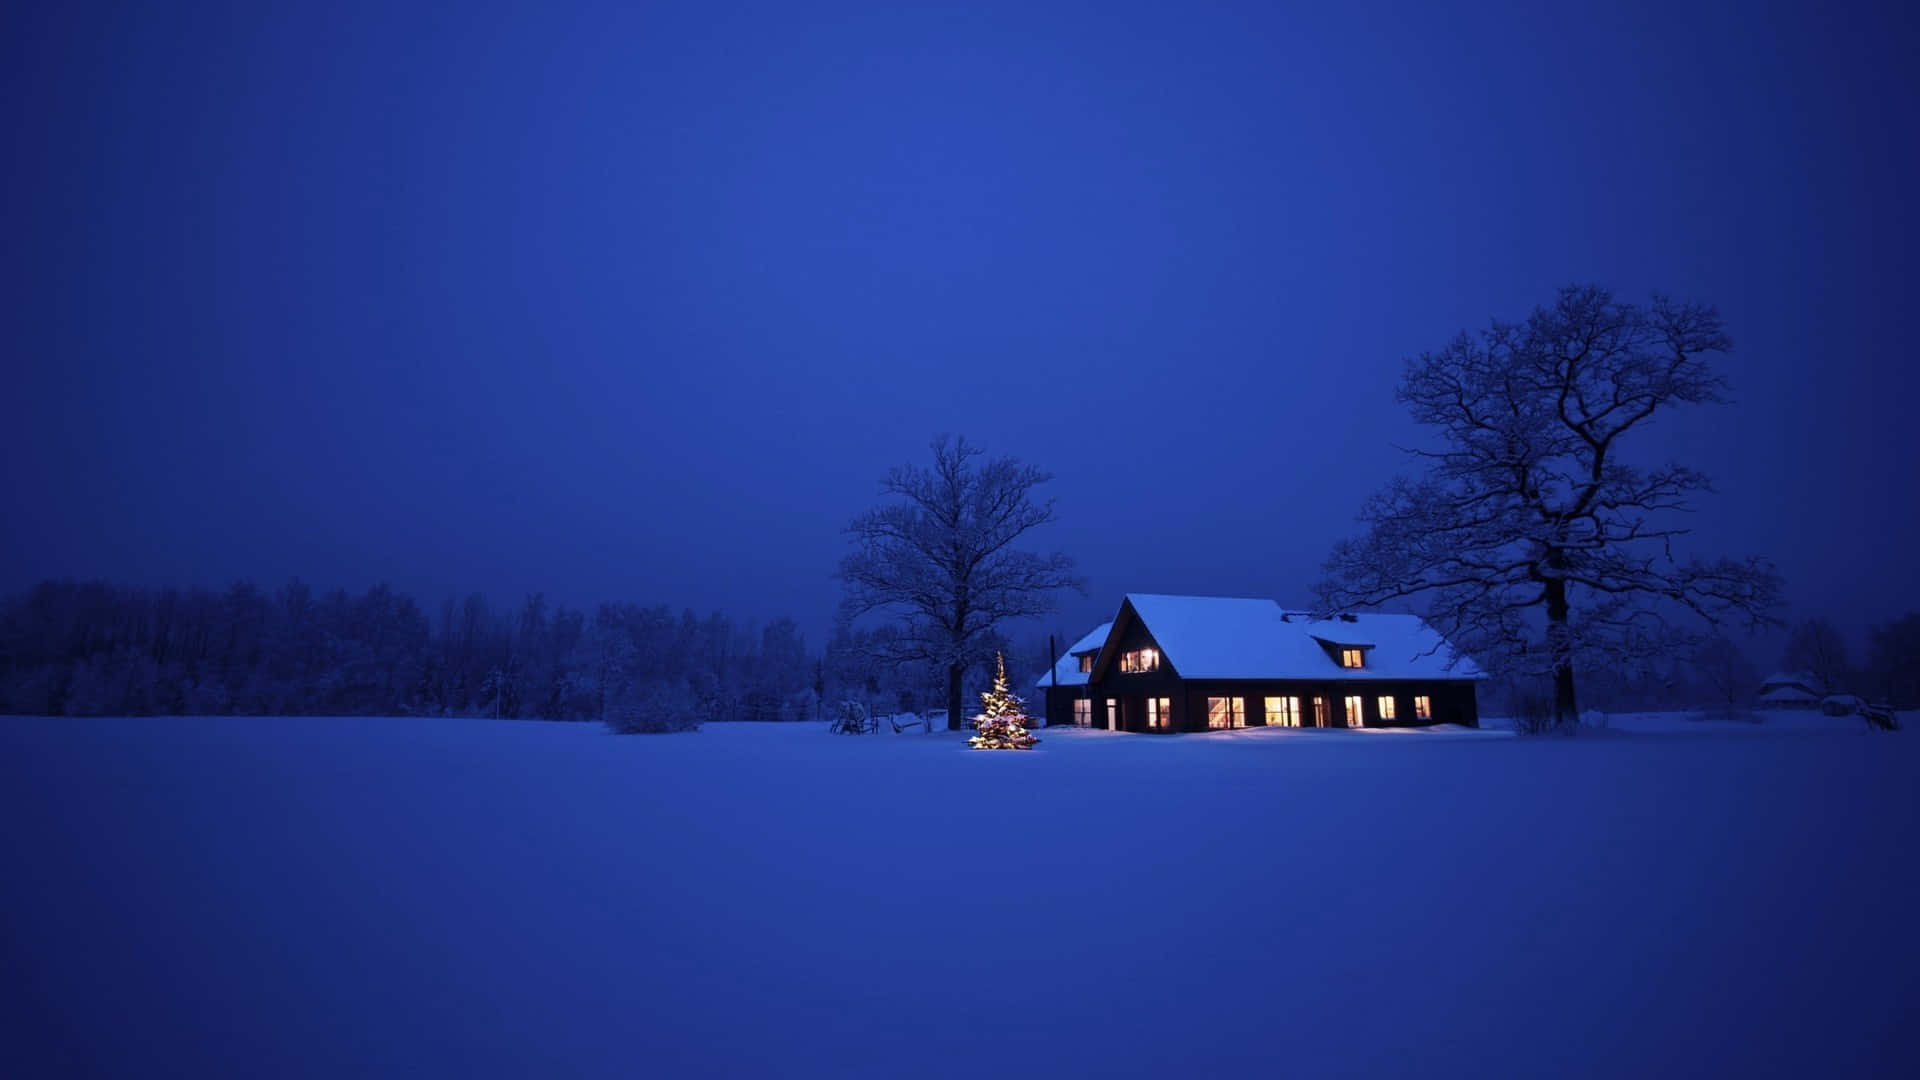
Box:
[1078,654,1094,673]
[1073,699,1092,726]
[1264,696,1301,727]
[1106,699,1118,730]
[1344,695,1365,728]
[1339,648,1365,669]
[1415,695,1432,721]
[1146,697,1172,731]
[1312,697,1329,727]
[1120,648,1160,673]
[1377,696,1397,721]
[1206,697,1245,729]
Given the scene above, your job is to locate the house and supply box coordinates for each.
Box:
[1036,594,1482,732]
[1756,671,1823,709]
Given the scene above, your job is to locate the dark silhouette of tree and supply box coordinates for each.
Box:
[1865,613,1920,707]
[838,435,1082,731]
[1781,617,1851,694]
[1318,285,1782,728]
[1693,635,1759,715]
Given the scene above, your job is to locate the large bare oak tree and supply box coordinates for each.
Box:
[839,435,1082,731]
[1318,285,1781,727]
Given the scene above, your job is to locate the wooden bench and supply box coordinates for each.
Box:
[890,712,931,734]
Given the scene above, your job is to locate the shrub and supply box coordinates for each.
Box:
[1687,706,1763,725]
[1510,694,1558,736]
[829,700,870,735]
[605,680,701,735]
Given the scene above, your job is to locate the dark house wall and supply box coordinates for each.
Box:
[1042,685,1091,727]
[1084,674,1480,733]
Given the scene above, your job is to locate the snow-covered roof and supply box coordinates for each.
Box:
[1035,622,1113,688]
[1759,671,1823,695]
[1109,594,1482,682]
[1758,684,1820,704]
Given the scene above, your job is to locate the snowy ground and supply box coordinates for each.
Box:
[2,715,1915,1077]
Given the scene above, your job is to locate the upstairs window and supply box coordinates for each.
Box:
[1120,648,1160,674]
[1339,648,1365,669]
[1077,654,1094,674]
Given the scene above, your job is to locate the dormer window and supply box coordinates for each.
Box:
[1339,647,1364,669]
[1077,654,1094,674]
[1120,648,1160,673]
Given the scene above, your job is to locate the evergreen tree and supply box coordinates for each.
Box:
[969,653,1038,750]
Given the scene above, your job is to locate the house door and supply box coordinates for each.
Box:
[1106,698,1119,731]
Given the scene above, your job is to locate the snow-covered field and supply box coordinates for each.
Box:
[3,715,1915,1077]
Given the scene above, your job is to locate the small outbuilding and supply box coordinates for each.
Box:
[1756,671,1824,709]
[1820,693,1865,717]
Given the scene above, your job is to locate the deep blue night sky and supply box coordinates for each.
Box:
[4,1,1916,649]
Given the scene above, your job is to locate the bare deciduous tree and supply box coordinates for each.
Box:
[838,435,1082,731]
[1781,617,1851,694]
[1318,285,1782,727]
[1866,613,1920,707]
[1693,635,1758,716]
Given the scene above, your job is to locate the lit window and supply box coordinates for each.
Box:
[1264,696,1300,727]
[1073,699,1092,726]
[1120,648,1160,673]
[1106,699,1118,730]
[1377,696,1396,721]
[1415,695,1432,721]
[1312,697,1328,727]
[1340,648,1364,669]
[1206,697,1245,729]
[1344,695,1364,728]
[1146,697,1172,731]
[1078,654,1094,674]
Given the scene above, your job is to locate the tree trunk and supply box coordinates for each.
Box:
[1543,575,1579,726]
[947,662,963,731]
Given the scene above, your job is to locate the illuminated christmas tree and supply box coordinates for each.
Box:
[969,653,1039,750]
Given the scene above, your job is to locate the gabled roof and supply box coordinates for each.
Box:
[1035,622,1113,688]
[1096,593,1482,682]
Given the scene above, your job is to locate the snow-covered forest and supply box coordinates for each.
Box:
[0,580,806,724]
[0,578,1052,726]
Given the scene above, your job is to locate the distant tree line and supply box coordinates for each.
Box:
[1773,613,1920,706]
[0,579,827,730]
[1480,610,1920,717]
[1685,612,1920,713]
